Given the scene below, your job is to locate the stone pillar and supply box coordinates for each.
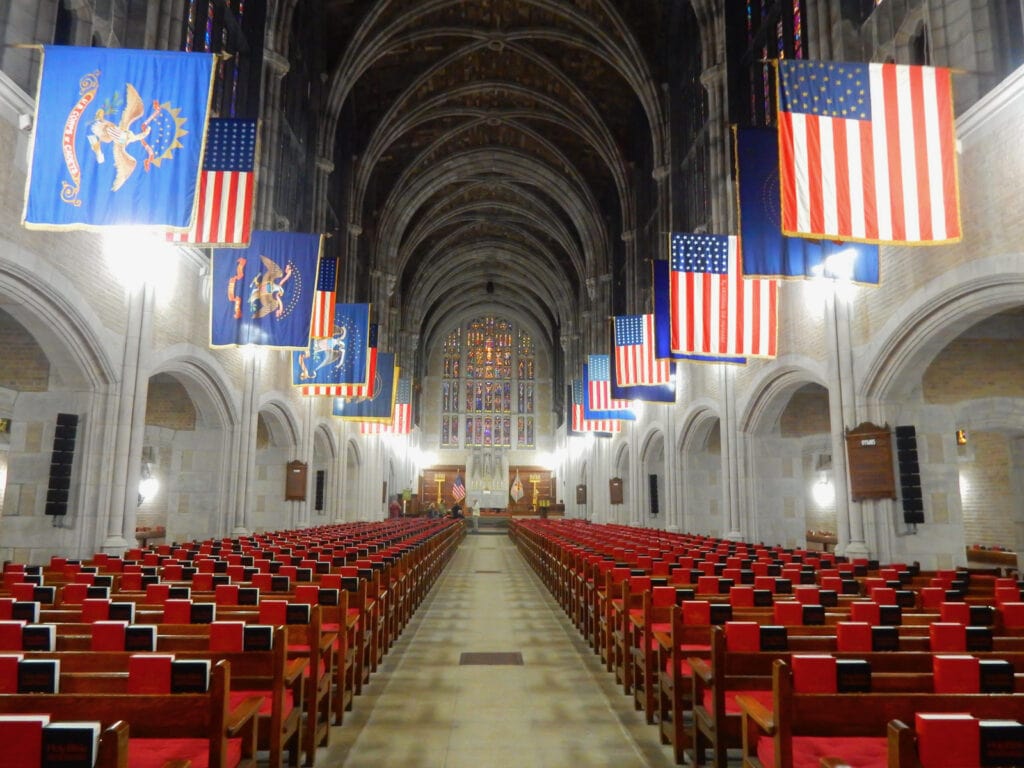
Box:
[231,352,261,535]
[720,365,743,540]
[313,155,334,232]
[699,63,735,233]
[824,288,869,557]
[256,49,290,229]
[103,281,155,554]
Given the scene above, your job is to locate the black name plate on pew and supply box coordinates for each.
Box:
[836,659,872,692]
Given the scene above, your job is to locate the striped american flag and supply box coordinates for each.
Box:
[586,355,631,412]
[570,380,622,434]
[309,257,337,339]
[777,59,959,244]
[167,118,255,246]
[669,233,777,358]
[613,314,671,386]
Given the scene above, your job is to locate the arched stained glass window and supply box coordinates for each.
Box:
[441,316,535,449]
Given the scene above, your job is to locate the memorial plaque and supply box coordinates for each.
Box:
[844,422,896,501]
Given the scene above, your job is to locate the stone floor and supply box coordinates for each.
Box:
[315,531,683,767]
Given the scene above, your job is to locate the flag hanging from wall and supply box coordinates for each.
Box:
[584,356,635,419]
[669,233,778,358]
[777,59,960,244]
[24,46,215,231]
[613,314,672,386]
[332,352,396,421]
[309,256,338,339]
[569,380,621,435]
[360,376,411,435]
[292,303,370,387]
[736,127,879,283]
[165,118,256,246]
[610,333,676,403]
[300,323,378,398]
[652,259,747,365]
[210,230,322,348]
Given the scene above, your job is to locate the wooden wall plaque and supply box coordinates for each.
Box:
[609,477,623,505]
[575,484,587,504]
[285,460,307,501]
[844,422,897,501]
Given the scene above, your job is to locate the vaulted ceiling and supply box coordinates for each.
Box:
[316,0,675,371]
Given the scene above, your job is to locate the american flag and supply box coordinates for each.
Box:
[167,118,256,245]
[669,233,777,358]
[570,379,621,434]
[586,355,632,412]
[360,377,411,435]
[614,314,671,386]
[301,323,378,398]
[451,475,466,502]
[777,59,959,244]
[309,257,337,339]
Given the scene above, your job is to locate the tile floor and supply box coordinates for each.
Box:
[317,531,681,767]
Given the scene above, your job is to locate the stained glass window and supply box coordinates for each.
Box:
[441,315,535,449]
[738,1,805,127]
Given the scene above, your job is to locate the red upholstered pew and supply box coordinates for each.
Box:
[736,658,1024,768]
[0,658,260,768]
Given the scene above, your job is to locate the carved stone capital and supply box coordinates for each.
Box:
[348,223,363,237]
[263,50,290,78]
[699,63,725,89]
[316,156,335,173]
[620,230,635,242]
[651,165,671,181]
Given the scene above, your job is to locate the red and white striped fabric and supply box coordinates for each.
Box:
[570,403,621,434]
[778,59,959,244]
[613,314,671,386]
[167,118,255,246]
[669,233,777,358]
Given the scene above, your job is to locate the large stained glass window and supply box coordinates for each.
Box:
[736,1,805,127]
[441,316,535,448]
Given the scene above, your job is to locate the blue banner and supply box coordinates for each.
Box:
[24,46,215,230]
[737,128,879,283]
[333,353,397,421]
[211,231,322,349]
[652,259,747,365]
[292,303,370,386]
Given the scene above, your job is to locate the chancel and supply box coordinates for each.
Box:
[1,2,1023,766]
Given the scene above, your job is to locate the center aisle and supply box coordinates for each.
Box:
[319,530,677,767]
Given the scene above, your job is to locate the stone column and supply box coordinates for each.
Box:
[256,49,290,228]
[699,63,735,233]
[824,288,869,556]
[313,155,334,232]
[720,365,743,540]
[103,281,155,554]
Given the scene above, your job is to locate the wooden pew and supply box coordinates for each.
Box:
[736,659,1024,768]
[22,624,304,768]
[0,659,260,768]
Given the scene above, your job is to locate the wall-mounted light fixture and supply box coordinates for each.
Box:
[956,429,968,446]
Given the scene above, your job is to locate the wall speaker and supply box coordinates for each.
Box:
[648,473,660,516]
[894,425,923,524]
[46,413,78,516]
[314,470,325,512]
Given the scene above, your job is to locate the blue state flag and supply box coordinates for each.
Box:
[211,231,323,349]
[652,259,747,365]
[292,303,370,386]
[24,46,215,230]
[332,353,397,422]
[737,127,879,283]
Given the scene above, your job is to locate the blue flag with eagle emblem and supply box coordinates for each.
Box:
[332,353,397,422]
[23,46,215,230]
[211,231,323,349]
[292,303,371,386]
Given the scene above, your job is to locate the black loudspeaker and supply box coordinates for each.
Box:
[314,470,325,512]
[895,425,923,524]
[648,473,660,516]
[46,413,78,516]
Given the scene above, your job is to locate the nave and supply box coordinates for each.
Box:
[319,532,676,768]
